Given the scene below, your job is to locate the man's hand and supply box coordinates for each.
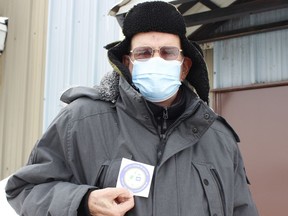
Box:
[88,188,134,216]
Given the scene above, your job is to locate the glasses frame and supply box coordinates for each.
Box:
[130,46,183,61]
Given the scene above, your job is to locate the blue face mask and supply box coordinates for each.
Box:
[131,57,183,102]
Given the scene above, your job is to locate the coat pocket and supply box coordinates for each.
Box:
[192,162,226,216]
[95,155,133,188]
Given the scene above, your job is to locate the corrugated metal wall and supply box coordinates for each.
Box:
[212,9,288,215]
[0,0,122,180]
[0,0,48,179]
[44,0,121,129]
[214,8,288,88]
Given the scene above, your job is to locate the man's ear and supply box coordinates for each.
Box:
[122,55,130,67]
[180,57,192,81]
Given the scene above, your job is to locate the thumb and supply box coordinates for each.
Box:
[114,189,135,214]
[113,187,133,200]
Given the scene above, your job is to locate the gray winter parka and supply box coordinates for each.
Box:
[6,71,258,216]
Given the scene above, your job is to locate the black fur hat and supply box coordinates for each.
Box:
[107,1,209,104]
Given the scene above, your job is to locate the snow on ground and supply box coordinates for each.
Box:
[0,177,18,215]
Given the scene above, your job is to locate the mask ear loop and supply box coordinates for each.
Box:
[128,56,135,65]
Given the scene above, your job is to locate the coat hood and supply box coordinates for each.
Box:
[60,71,120,104]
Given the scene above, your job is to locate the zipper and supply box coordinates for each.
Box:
[210,169,226,216]
[156,108,169,164]
[154,107,169,214]
[162,107,168,132]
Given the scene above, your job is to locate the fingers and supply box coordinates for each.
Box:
[114,189,134,213]
[88,188,134,216]
[107,187,133,200]
[115,195,134,215]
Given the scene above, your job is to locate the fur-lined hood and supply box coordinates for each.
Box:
[61,71,120,104]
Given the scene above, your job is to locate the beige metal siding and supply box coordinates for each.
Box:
[0,0,48,179]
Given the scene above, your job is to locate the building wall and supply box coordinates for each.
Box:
[0,0,121,180]
[212,7,288,216]
[214,8,288,88]
[0,0,48,180]
[43,0,121,129]
[213,84,288,216]
[202,46,214,106]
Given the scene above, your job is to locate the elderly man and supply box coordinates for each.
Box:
[6,1,258,216]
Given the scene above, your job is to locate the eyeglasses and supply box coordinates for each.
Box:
[130,46,182,61]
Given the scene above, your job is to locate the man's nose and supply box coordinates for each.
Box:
[152,49,161,58]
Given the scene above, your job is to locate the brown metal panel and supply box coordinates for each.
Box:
[213,84,288,216]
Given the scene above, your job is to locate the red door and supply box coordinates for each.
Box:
[213,83,288,216]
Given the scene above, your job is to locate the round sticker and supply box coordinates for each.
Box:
[120,163,150,193]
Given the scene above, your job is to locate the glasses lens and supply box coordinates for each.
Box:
[132,47,153,60]
[160,46,180,60]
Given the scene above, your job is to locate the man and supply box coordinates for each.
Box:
[6,1,259,216]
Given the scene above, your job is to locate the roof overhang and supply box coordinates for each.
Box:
[109,0,288,43]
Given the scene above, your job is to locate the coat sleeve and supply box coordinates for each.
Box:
[5,108,95,216]
[217,116,259,215]
[233,144,259,216]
